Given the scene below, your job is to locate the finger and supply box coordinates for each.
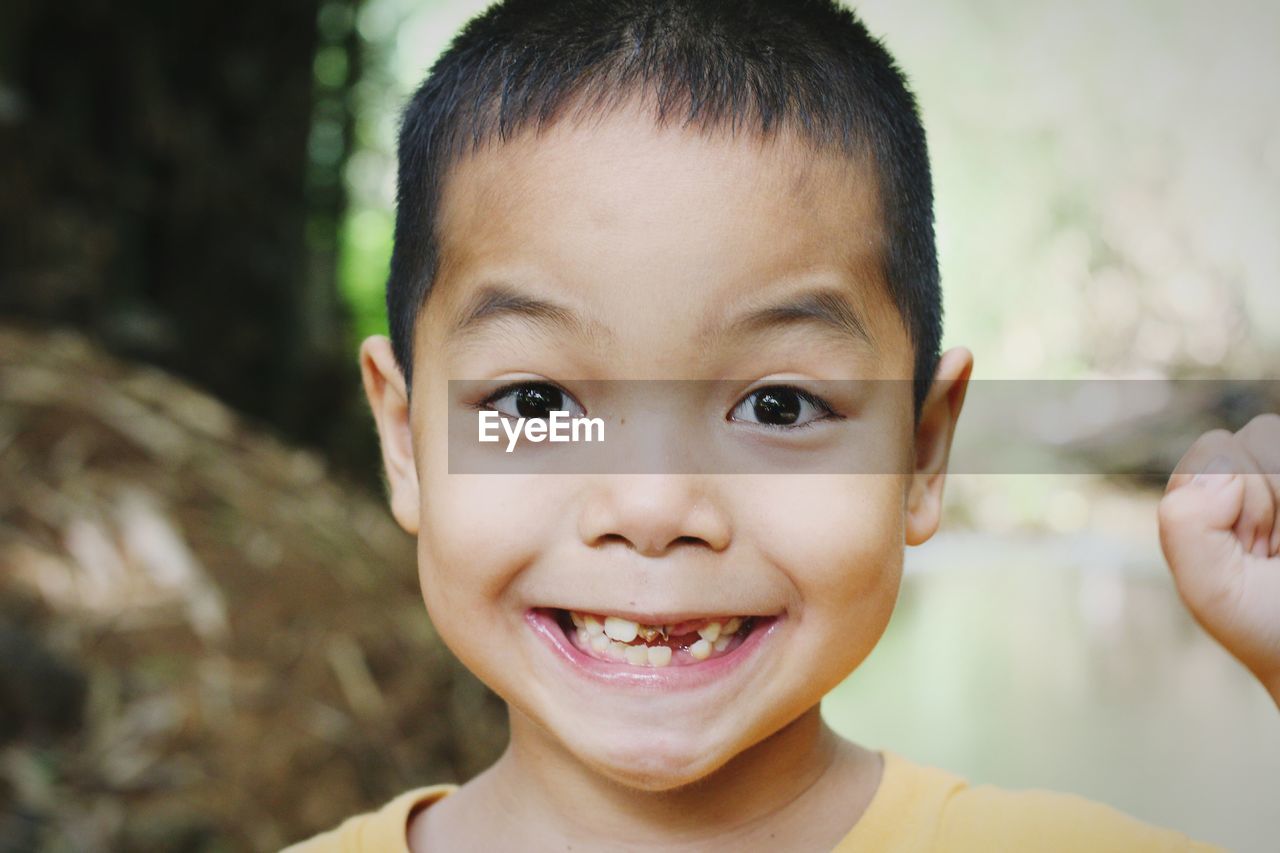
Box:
[1166,432,1272,555]
[1158,464,1247,604]
[1166,429,1238,494]
[1230,454,1275,559]
[1237,413,1280,556]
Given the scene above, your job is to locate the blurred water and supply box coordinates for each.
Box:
[822,529,1280,852]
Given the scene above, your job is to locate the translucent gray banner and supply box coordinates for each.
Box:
[445,379,1280,475]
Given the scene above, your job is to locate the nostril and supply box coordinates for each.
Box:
[591,533,711,554]
[582,531,631,550]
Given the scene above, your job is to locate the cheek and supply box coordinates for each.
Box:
[414,474,575,692]
[417,474,559,607]
[751,474,906,622]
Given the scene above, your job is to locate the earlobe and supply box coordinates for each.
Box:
[904,347,974,546]
[359,335,421,535]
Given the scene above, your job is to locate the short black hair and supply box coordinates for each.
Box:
[388,0,941,418]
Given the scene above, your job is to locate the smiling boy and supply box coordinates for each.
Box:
[285,1,1279,850]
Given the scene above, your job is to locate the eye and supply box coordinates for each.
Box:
[729,384,838,429]
[482,381,585,421]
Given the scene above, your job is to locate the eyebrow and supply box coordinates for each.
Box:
[448,283,608,347]
[448,281,874,353]
[718,287,874,350]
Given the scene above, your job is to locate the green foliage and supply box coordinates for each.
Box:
[340,207,393,340]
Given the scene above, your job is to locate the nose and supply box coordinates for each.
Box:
[577,475,732,556]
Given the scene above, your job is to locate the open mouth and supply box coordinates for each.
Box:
[541,607,773,668]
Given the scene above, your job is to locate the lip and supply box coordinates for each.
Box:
[525,607,782,690]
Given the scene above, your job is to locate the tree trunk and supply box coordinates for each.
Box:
[0,0,371,474]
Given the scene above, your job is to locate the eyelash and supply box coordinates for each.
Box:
[470,380,579,416]
[734,383,841,431]
[470,381,842,429]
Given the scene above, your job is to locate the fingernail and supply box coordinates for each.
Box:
[1192,455,1234,486]
[1251,534,1268,558]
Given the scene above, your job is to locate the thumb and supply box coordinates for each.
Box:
[1158,461,1247,598]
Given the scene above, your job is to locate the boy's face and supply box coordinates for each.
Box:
[363,104,969,790]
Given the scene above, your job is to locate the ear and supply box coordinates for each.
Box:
[904,346,974,546]
[360,335,421,535]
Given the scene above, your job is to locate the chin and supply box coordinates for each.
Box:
[573,728,734,792]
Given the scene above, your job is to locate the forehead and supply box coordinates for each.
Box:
[423,104,906,367]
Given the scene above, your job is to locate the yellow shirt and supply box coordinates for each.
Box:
[281,751,1222,851]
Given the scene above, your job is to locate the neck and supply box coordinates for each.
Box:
[454,705,879,851]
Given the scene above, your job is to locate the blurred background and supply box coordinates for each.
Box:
[1,0,1278,850]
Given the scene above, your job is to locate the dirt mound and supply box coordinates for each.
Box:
[0,324,506,851]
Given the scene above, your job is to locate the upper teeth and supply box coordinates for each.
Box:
[568,610,752,668]
[603,616,639,643]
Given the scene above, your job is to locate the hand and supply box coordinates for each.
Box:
[1158,414,1280,707]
